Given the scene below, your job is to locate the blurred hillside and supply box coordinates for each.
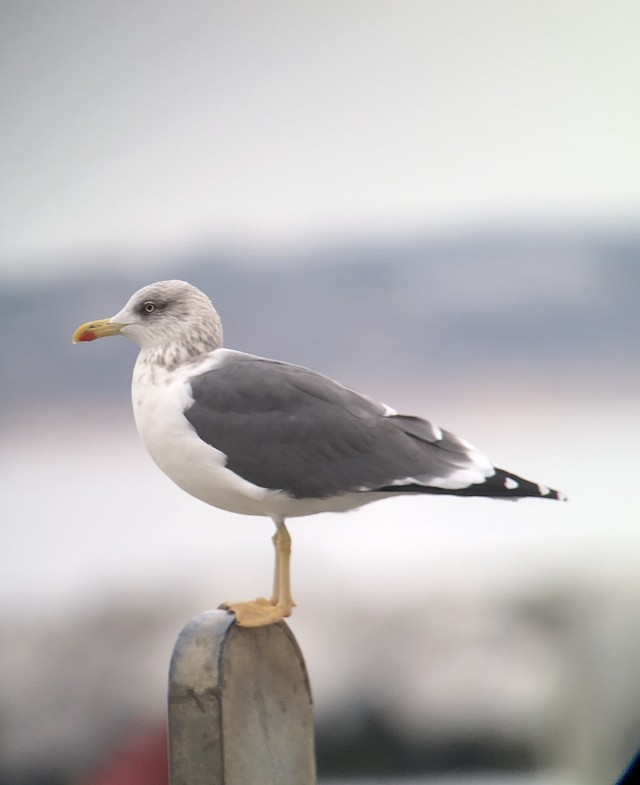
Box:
[1,227,639,419]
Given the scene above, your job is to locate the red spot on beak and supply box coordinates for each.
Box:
[78,331,97,342]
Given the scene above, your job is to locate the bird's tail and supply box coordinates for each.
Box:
[378,468,567,500]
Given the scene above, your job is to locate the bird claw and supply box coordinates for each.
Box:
[219,598,291,627]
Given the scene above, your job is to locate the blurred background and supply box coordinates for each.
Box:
[1,2,639,784]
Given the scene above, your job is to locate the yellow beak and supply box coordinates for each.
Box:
[72,319,127,344]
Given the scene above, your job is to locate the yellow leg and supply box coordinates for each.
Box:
[273,520,295,613]
[269,529,280,605]
[220,517,296,628]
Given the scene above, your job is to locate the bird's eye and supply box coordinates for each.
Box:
[143,301,156,313]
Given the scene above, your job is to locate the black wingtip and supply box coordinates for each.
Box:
[479,468,567,501]
[376,468,567,501]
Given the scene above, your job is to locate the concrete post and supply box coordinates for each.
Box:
[168,610,316,785]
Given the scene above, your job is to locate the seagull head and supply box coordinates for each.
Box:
[72,280,224,356]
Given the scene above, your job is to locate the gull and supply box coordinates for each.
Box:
[73,280,565,626]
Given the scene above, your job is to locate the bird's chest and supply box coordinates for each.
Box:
[131,366,199,475]
[130,362,269,514]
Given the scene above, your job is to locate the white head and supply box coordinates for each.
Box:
[73,280,223,361]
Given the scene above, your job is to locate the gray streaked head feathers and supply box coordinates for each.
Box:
[111,280,224,360]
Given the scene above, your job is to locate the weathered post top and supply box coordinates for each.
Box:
[168,610,316,785]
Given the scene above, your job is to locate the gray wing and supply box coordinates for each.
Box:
[183,353,492,499]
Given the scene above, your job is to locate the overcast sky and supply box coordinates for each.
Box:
[1,0,639,280]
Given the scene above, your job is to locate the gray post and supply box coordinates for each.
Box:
[168,610,316,785]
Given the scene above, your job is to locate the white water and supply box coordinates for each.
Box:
[2,394,638,613]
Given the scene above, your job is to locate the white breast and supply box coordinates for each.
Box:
[131,353,275,517]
